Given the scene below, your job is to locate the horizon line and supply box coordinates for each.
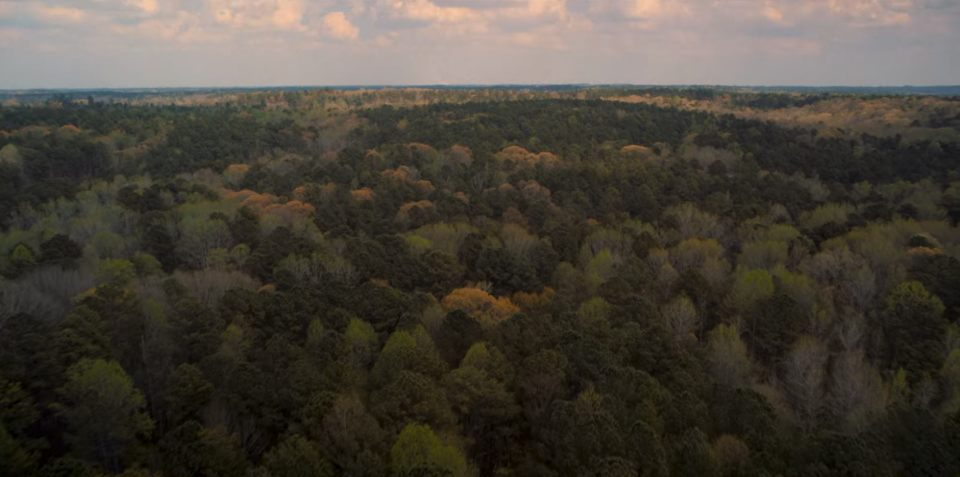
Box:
[3,84,960,93]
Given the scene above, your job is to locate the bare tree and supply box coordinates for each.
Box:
[835,311,868,352]
[1,266,95,326]
[171,270,260,310]
[839,265,877,312]
[470,166,489,194]
[665,203,724,241]
[662,295,699,341]
[828,350,885,432]
[783,335,828,431]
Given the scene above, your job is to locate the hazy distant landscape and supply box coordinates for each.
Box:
[4,84,960,104]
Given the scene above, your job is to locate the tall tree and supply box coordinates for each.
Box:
[56,359,154,472]
[881,281,947,379]
[390,423,469,477]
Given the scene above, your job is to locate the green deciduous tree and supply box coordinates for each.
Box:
[390,423,469,477]
[56,359,154,472]
[3,244,36,279]
[0,375,42,476]
[732,268,775,310]
[318,394,387,477]
[707,325,753,390]
[535,388,631,477]
[165,363,213,426]
[443,343,519,474]
[262,434,334,477]
[95,259,137,286]
[371,327,446,387]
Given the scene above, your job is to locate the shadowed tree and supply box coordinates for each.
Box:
[261,434,334,477]
[56,359,154,472]
[881,281,947,379]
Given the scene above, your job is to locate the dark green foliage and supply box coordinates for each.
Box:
[671,428,716,477]
[881,281,947,378]
[165,279,225,363]
[348,282,413,335]
[19,135,111,180]
[371,371,453,434]
[230,206,261,248]
[789,431,895,477]
[137,211,177,272]
[744,292,806,366]
[38,457,100,477]
[435,311,484,367]
[711,388,779,452]
[52,306,113,369]
[881,406,960,477]
[56,359,154,472]
[248,226,313,282]
[158,421,206,477]
[165,364,213,425]
[533,389,633,477]
[0,375,43,476]
[3,89,960,477]
[908,253,960,320]
[262,434,334,477]
[0,313,58,395]
[476,248,540,295]
[3,244,36,278]
[39,234,82,264]
[1,424,38,476]
[159,421,247,477]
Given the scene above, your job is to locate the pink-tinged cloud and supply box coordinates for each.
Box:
[0,0,957,88]
[209,0,305,30]
[389,0,483,23]
[826,0,912,26]
[33,4,87,22]
[322,12,360,40]
[127,0,159,15]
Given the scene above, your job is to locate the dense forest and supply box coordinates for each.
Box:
[1,88,960,477]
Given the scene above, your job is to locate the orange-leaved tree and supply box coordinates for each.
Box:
[441,288,520,329]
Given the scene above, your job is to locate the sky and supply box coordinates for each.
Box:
[0,0,958,89]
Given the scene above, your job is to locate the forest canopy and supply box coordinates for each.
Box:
[1,87,960,477]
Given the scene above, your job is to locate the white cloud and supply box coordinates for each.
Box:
[209,0,305,30]
[272,0,305,29]
[322,11,359,40]
[110,9,226,43]
[389,0,483,23]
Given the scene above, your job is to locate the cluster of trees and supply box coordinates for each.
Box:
[607,90,960,143]
[1,90,960,477]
